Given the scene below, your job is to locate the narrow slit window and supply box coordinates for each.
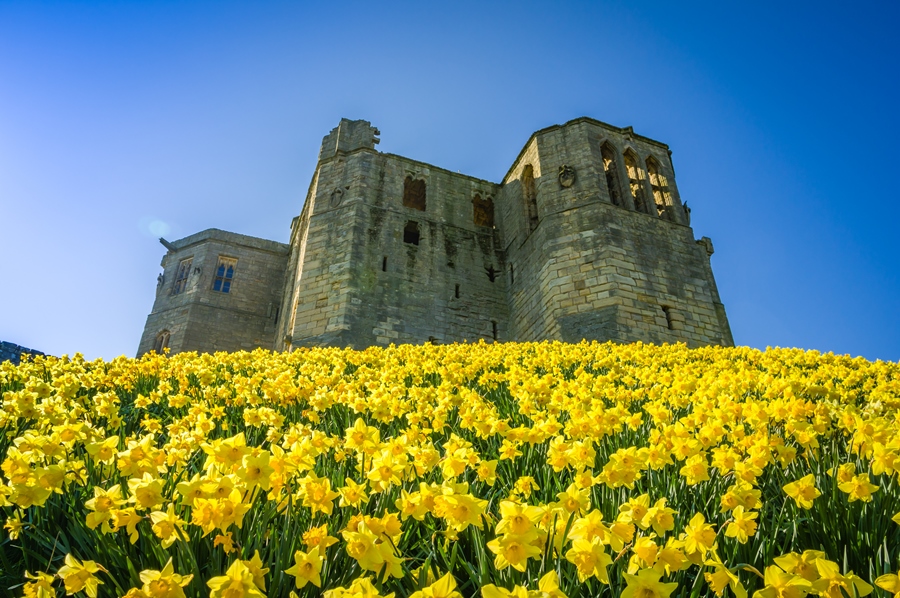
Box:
[403,176,426,211]
[491,321,498,340]
[486,265,497,282]
[662,306,674,330]
[403,221,420,245]
[171,258,192,295]
[454,284,460,298]
[382,256,388,272]
[522,164,539,233]
[213,257,237,293]
[600,142,622,207]
[647,157,673,220]
[509,263,515,284]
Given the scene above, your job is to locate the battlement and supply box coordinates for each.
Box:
[319,118,381,160]
[139,117,732,356]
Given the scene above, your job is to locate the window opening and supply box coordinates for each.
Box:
[454,284,460,299]
[647,158,673,220]
[509,263,514,284]
[154,330,170,353]
[522,164,539,233]
[403,176,426,211]
[172,258,192,295]
[624,151,648,213]
[403,221,420,245]
[213,257,237,293]
[662,306,674,330]
[486,265,497,282]
[472,194,495,227]
[382,256,388,272]
[491,321,498,340]
[600,143,622,207]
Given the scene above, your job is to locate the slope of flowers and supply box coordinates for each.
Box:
[1,341,899,598]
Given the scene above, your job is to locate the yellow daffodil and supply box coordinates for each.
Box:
[207,560,264,598]
[57,554,106,598]
[783,475,821,509]
[284,546,323,588]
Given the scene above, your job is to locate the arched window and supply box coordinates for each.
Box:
[522,164,538,233]
[403,176,426,211]
[600,143,622,207]
[154,330,170,354]
[623,151,648,214]
[171,258,192,295]
[646,157,674,221]
[213,257,237,293]
[472,194,495,227]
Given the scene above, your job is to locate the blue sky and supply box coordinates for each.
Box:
[1,1,898,362]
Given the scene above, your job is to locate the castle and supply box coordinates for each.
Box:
[137,117,733,356]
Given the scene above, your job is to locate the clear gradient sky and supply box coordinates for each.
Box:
[1,1,898,362]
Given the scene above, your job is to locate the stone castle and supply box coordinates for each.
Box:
[138,117,733,356]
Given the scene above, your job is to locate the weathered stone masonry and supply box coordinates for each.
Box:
[138,117,733,356]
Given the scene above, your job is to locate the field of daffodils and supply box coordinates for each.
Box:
[1,341,899,598]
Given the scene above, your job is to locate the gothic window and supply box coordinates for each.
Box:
[600,143,622,207]
[172,258,192,295]
[646,157,674,221]
[624,150,648,214]
[522,164,538,233]
[153,330,170,353]
[472,194,495,227]
[213,257,237,293]
[403,221,420,245]
[403,176,426,211]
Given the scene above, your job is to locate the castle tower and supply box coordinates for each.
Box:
[495,118,732,346]
[137,229,288,355]
[275,119,508,350]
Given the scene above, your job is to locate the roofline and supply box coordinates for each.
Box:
[317,147,500,186]
[168,228,290,255]
[501,116,671,183]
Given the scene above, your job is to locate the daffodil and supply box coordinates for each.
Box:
[408,572,462,598]
[207,560,264,598]
[875,569,900,598]
[138,558,193,598]
[57,554,106,598]
[487,532,541,572]
[565,537,612,582]
[620,568,679,598]
[782,475,820,509]
[725,507,758,544]
[282,544,322,589]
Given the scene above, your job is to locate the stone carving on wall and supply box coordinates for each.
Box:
[558,165,576,188]
[330,188,344,207]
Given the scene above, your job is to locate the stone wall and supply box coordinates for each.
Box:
[137,229,289,356]
[0,341,44,364]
